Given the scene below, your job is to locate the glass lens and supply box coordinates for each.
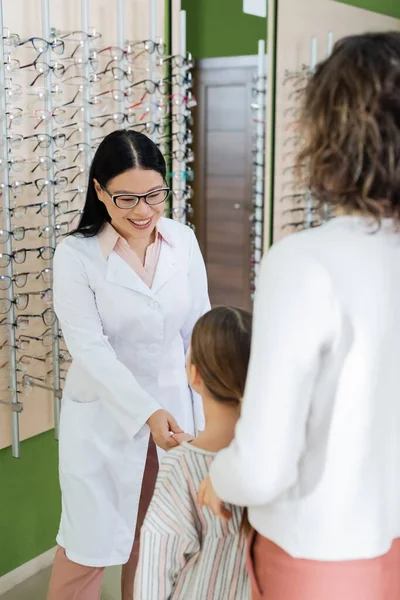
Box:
[10,134,23,149]
[9,109,22,125]
[40,202,53,217]
[0,275,11,290]
[16,294,28,310]
[54,109,66,124]
[56,176,68,190]
[0,253,11,267]
[52,63,65,78]
[54,133,66,148]
[52,39,65,55]
[32,37,47,52]
[38,134,51,148]
[6,59,20,73]
[58,222,69,236]
[11,158,24,172]
[39,268,53,284]
[41,289,53,304]
[144,80,156,94]
[146,189,169,205]
[0,230,9,244]
[40,225,53,239]
[110,46,123,60]
[35,61,50,75]
[14,273,28,287]
[0,298,11,314]
[115,195,139,209]
[17,340,29,351]
[41,247,55,260]
[13,250,26,264]
[38,156,51,171]
[111,67,124,81]
[145,122,156,135]
[144,40,155,53]
[43,309,56,326]
[17,318,29,330]
[13,227,25,241]
[56,200,69,214]
[42,331,53,347]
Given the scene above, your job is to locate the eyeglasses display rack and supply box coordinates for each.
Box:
[250,40,266,299]
[0,0,196,457]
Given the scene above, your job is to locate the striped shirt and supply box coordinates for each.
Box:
[135,442,250,599]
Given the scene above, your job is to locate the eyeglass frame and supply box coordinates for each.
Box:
[100,184,170,209]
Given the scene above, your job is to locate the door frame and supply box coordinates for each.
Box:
[193,54,263,261]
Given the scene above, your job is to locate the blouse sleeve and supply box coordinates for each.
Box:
[210,241,337,506]
[135,451,200,599]
[53,242,161,439]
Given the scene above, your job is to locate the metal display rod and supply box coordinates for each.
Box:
[0,1,21,457]
[117,0,125,121]
[82,0,93,167]
[42,0,62,439]
[149,0,158,143]
[305,36,318,230]
[178,9,187,223]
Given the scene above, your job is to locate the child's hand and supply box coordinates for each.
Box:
[198,475,232,520]
[171,432,194,444]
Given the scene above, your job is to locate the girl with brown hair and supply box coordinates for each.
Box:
[134,306,252,599]
[199,32,400,600]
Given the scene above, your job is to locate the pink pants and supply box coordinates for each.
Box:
[47,437,158,600]
[248,531,400,600]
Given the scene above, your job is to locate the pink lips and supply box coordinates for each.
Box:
[127,217,153,230]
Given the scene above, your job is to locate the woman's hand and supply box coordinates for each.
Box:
[171,432,194,444]
[198,475,232,520]
[147,409,184,451]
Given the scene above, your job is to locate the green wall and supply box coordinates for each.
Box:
[336,0,400,19]
[0,431,60,577]
[181,0,267,58]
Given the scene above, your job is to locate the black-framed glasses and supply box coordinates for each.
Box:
[0,270,52,290]
[0,247,55,267]
[19,326,61,348]
[16,309,56,328]
[0,227,36,244]
[18,37,65,54]
[100,184,170,210]
[11,200,70,219]
[24,132,67,151]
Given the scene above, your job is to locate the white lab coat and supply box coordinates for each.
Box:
[53,218,210,567]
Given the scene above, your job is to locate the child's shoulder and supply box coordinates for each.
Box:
[158,443,211,484]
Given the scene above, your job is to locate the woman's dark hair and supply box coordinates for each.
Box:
[191,306,253,535]
[73,129,166,237]
[297,31,400,221]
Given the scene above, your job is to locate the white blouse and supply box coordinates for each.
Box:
[210,216,400,561]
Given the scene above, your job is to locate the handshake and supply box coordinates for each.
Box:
[146,409,193,451]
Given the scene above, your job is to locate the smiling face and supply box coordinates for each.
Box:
[94,167,166,242]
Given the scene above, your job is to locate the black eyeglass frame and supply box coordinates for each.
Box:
[100,184,170,209]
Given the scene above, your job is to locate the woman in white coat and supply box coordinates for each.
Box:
[199,32,400,600]
[47,129,209,600]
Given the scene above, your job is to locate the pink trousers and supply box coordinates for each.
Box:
[248,531,400,600]
[47,437,158,600]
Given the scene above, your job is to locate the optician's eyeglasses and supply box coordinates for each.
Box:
[100,184,170,209]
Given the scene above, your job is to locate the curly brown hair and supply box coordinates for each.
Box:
[297,31,400,220]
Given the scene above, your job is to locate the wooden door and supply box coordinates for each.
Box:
[194,56,258,311]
